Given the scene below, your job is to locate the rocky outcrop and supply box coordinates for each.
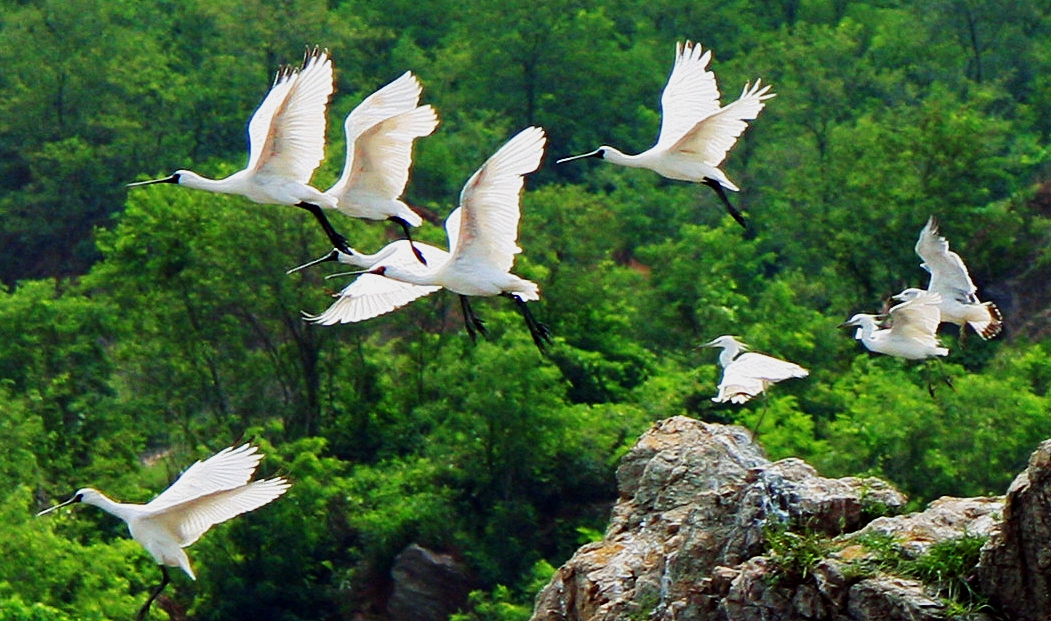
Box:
[531,416,1017,621]
[979,438,1051,620]
[386,544,471,621]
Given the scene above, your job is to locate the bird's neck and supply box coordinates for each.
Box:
[81,491,137,522]
[382,264,438,286]
[719,346,740,368]
[601,147,642,168]
[179,171,246,196]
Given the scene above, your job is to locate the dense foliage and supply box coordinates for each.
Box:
[3,0,1051,619]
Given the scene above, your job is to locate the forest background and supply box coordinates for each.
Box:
[2,0,1051,619]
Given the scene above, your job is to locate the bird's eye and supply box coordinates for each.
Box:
[74,493,84,502]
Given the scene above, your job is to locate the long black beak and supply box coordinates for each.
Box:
[556,149,604,164]
[286,249,342,275]
[127,174,180,188]
[37,494,81,517]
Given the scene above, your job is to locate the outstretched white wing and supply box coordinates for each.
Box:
[655,41,721,149]
[247,48,334,183]
[451,127,546,272]
[713,351,807,404]
[888,291,943,346]
[304,241,448,324]
[915,217,978,303]
[670,80,774,167]
[327,73,438,210]
[154,478,290,547]
[145,444,264,513]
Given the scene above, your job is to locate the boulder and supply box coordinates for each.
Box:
[386,544,471,621]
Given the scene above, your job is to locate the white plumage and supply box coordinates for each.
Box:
[38,444,288,581]
[841,291,949,359]
[323,71,438,228]
[368,127,550,349]
[893,217,1002,340]
[557,41,774,228]
[288,240,447,324]
[703,335,809,404]
[128,48,351,252]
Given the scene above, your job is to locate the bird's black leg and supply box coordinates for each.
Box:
[459,295,488,343]
[389,216,427,265]
[701,179,748,229]
[503,293,552,353]
[136,566,171,621]
[296,202,352,254]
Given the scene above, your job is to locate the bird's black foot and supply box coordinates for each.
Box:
[701,178,748,229]
[503,293,552,354]
[297,202,353,255]
[390,216,427,266]
[460,296,488,343]
[136,567,171,621]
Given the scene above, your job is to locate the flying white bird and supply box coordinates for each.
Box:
[841,291,949,359]
[892,217,1002,340]
[365,127,551,351]
[702,335,809,403]
[322,72,439,264]
[38,444,289,621]
[556,40,774,228]
[287,240,448,324]
[127,48,351,253]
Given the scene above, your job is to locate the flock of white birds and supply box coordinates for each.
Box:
[38,40,1003,618]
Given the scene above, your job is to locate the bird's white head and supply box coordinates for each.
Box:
[702,335,746,350]
[127,170,195,189]
[36,488,101,516]
[892,288,925,302]
[839,314,880,329]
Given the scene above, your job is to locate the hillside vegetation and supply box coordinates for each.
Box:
[2,0,1051,619]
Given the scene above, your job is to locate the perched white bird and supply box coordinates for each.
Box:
[323,72,439,264]
[892,217,1002,340]
[38,444,289,621]
[287,240,448,324]
[127,48,350,252]
[702,335,808,403]
[366,127,551,350]
[556,40,774,228]
[841,291,949,359]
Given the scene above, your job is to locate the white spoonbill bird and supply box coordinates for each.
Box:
[840,291,949,359]
[323,72,439,264]
[37,444,289,621]
[556,40,774,228]
[366,127,551,351]
[702,335,809,403]
[127,48,351,253]
[892,217,1002,340]
[287,239,448,324]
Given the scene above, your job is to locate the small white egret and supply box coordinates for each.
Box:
[841,291,949,359]
[37,444,289,621]
[323,72,439,264]
[127,48,351,253]
[702,335,809,404]
[556,41,774,228]
[892,217,1002,340]
[287,240,447,324]
[366,127,551,351]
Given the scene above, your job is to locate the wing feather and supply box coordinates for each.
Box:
[155,478,290,547]
[670,80,773,166]
[248,48,334,183]
[655,41,720,149]
[888,292,943,343]
[145,444,263,513]
[915,217,977,302]
[451,127,545,272]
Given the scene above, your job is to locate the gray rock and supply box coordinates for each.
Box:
[978,439,1051,620]
[386,544,471,621]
